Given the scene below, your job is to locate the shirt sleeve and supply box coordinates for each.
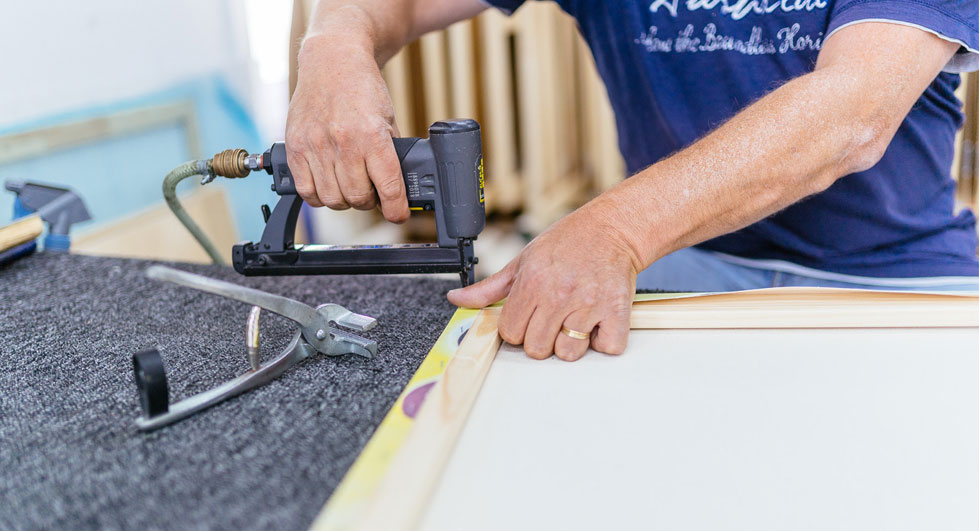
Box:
[826,0,979,73]
[479,0,576,16]
[478,0,526,15]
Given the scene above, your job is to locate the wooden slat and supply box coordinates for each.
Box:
[962,73,979,206]
[514,4,560,232]
[0,101,201,164]
[477,10,522,213]
[419,32,451,122]
[446,21,477,119]
[353,308,502,531]
[72,186,237,264]
[630,287,979,329]
[382,48,416,136]
[0,215,44,252]
[552,11,580,182]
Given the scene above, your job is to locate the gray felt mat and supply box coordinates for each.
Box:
[0,253,458,530]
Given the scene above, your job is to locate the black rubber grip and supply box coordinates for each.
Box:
[393,137,420,162]
[132,348,169,418]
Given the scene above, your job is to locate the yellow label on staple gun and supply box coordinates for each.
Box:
[478,156,485,204]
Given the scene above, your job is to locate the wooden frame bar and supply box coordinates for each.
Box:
[353,309,502,530]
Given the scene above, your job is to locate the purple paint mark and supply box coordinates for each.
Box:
[457,324,471,345]
[402,381,436,418]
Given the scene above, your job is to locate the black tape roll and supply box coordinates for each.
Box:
[132,348,169,418]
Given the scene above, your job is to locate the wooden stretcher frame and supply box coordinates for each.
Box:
[310,287,979,531]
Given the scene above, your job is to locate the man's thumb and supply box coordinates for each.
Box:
[447,261,516,308]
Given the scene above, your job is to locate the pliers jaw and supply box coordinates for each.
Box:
[132,266,379,431]
[302,303,378,358]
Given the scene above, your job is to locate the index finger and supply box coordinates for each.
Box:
[286,148,323,208]
[365,135,409,223]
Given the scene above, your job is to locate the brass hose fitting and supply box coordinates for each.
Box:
[211,148,250,178]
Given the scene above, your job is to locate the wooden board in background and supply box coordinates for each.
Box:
[72,186,237,264]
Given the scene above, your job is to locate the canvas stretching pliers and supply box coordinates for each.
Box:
[132,265,378,431]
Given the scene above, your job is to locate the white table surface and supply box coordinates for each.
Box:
[421,328,979,531]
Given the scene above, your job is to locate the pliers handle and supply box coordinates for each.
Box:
[133,266,379,431]
[146,265,377,356]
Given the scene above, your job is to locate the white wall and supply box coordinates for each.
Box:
[242,0,293,143]
[1,0,252,128]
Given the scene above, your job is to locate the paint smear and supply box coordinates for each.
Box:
[401,381,436,418]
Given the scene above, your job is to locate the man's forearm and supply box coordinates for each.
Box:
[596,25,956,270]
[595,68,888,270]
[304,2,411,66]
[302,0,485,66]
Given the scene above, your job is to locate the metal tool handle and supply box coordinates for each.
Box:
[135,266,380,432]
[135,331,317,431]
[146,266,377,355]
[147,265,319,326]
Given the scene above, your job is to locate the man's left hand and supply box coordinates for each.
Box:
[447,202,642,361]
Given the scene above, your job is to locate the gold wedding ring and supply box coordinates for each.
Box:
[560,325,590,340]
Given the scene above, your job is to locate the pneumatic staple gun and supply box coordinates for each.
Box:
[223,120,485,286]
[138,120,483,430]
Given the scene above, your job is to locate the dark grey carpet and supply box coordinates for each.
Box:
[0,253,457,531]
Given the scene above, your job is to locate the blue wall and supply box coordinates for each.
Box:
[0,75,277,246]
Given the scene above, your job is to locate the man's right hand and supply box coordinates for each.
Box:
[285,34,409,223]
[285,0,485,222]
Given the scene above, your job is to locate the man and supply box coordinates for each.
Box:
[286,0,979,361]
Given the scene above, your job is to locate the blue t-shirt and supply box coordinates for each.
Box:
[483,0,979,277]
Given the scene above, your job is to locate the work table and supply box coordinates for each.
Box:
[0,253,456,530]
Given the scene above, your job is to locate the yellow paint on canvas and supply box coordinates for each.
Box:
[310,308,480,531]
